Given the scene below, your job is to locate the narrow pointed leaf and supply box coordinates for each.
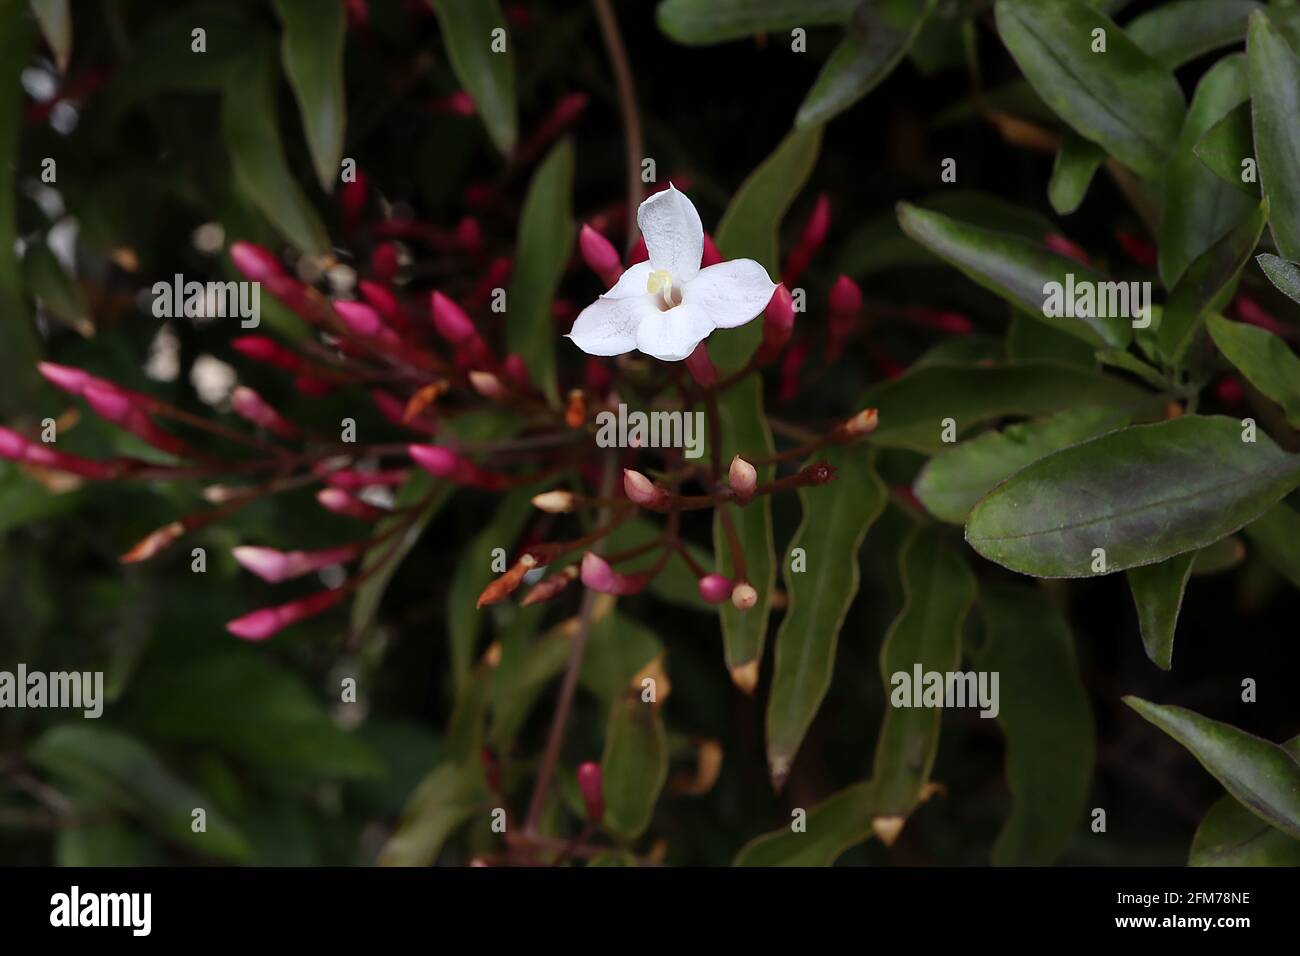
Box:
[1256,253,1300,305]
[1125,697,1300,840]
[871,527,976,825]
[1190,736,1300,866]
[796,0,935,128]
[1158,54,1255,289]
[978,584,1094,865]
[1126,0,1262,68]
[1048,133,1104,216]
[915,407,1128,524]
[1159,199,1268,364]
[897,203,1131,348]
[967,416,1300,578]
[1243,502,1300,588]
[274,0,346,193]
[428,0,516,154]
[863,360,1148,453]
[1125,551,1197,670]
[509,139,573,402]
[994,0,1184,180]
[1207,315,1300,425]
[1248,11,1300,259]
[733,781,876,866]
[601,692,668,841]
[376,762,487,866]
[657,0,859,45]
[766,445,887,786]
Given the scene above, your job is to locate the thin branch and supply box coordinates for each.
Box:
[592,0,644,252]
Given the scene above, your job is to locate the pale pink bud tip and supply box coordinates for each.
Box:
[0,426,29,460]
[580,552,617,593]
[230,241,284,283]
[37,361,91,395]
[698,573,733,604]
[623,468,666,508]
[407,443,461,478]
[334,299,384,337]
[532,490,576,514]
[431,291,476,343]
[233,544,356,583]
[576,761,605,824]
[829,275,863,315]
[729,455,757,500]
[468,369,507,399]
[226,609,283,641]
[579,224,622,284]
[843,408,879,437]
[731,582,758,610]
[316,488,384,520]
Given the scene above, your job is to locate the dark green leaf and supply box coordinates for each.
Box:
[863,360,1148,453]
[657,0,859,45]
[601,693,668,841]
[1125,551,1196,670]
[733,781,876,866]
[796,0,935,128]
[914,406,1128,523]
[1048,133,1104,215]
[966,416,1300,578]
[1243,501,1300,588]
[871,527,976,832]
[1190,736,1300,866]
[1256,252,1300,305]
[22,241,93,336]
[221,33,330,255]
[995,0,1185,180]
[1125,697,1300,840]
[274,0,346,192]
[429,0,516,154]
[1126,0,1262,68]
[509,138,573,402]
[28,725,250,861]
[978,584,1094,865]
[1158,54,1255,289]
[1248,11,1300,259]
[766,444,887,786]
[1207,314,1300,425]
[56,822,164,867]
[1159,199,1268,363]
[376,762,486,865]
[896,203,1131,348]
[1193,102,1256,195]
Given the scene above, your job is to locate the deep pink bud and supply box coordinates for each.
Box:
[580,224,623,287]
[407,443,461,479]
[755,285,794,365]
[576,761,605,824]
[83,381,186,455]
[698,573,732,604]
[334,299,385,337]
[502,353,531,390]
[371,242,401,283]
[226,588,346,641]
[778,338,809,402]
[801,194,831,249]
[623,469,668,509]
[316,487,385,520]
[233,544,359,583]
[294,374,336,398]
[829,275,863,315]
[231,336,296,370]
[229,241,284,283]
[430,291,476,344]
[1043,232,1091,265]
[1116,229,1157,269]
[231,386,299,439]
[627,235,648,266]
[684,342,717,388]
[580,552,648,596]
[341,170,368,232]
[37,361,91,395]
[358,280,403,326]
[456,216,484,257]
[2,426,120,480]
[0,427,27,460]
[729,455,757,502]
[322,467,409,490]
[1235,295,1291,337]
[432,90,476,117]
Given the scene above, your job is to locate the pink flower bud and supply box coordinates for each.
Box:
[627,235,648,266]
[731,582,758,610]
[729,455,757,501]
[684,342,718,388]
[341,170,368,232]
[2,426,121,480]
[701,233,724,268]
[1116,229,1157,269]
[430,291,476,344]
[434,90,476,117]
[295,374,336,398]
[233,544,359,583]
[0,427,28,460]
[232,336,300,372]
[623,468,668,509]
[1043,232,1091,265]
[358,280,403,328]
[580,552,648,596]
[469,369,507,399]
[755,285,794,364]
[333,299,385,337]
[698,573,732,604]
[580,224,623,287]
[371,242,401,282]
[316,487,385,520]
[576,761,605,824]
[83,381,186,455]
[323,467,409,490]
[532,489,576,513]
[37,361,92,395]
[456,216,484,257]
[229,241,284,283]
[829,275,862,315]
[502,353,532,391]
[225,588,346,641]
[231,386,299,439]
[407,444,506,490]
[801,194,832,249]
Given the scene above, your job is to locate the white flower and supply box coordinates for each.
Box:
[566,185,777,362]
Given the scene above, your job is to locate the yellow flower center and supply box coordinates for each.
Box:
[646,269,680,310]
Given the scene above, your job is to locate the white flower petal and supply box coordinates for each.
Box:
[637,184,703,283]
[634,303,714,362]
[602,261,654,300]
[681,258,777,329]
[567,295,659,356]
